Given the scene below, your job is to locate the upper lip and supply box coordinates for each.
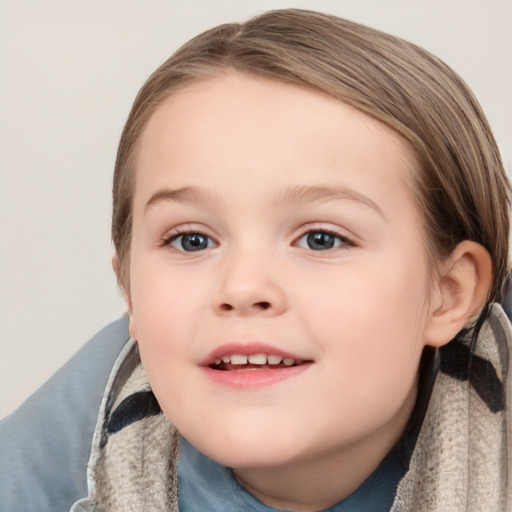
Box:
[199,342,308,367]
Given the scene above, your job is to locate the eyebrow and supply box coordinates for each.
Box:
[275,185,386,220]
[144,187,213,212]
[144,184,385,220]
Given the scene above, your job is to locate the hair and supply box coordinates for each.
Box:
[112,8,510,323]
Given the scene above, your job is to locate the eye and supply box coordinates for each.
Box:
[295,230,351,251]
[166,232,216,252]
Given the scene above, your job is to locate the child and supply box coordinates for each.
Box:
[1,8,511,512]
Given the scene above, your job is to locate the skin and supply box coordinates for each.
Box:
[120,72,490,511]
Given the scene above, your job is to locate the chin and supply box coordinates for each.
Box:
[188,425,304,469]
[208,447,297,470]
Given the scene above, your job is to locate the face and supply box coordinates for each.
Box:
[127,72,435,472]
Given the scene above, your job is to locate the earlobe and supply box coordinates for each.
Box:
[112,255,134,313]
[128,316,138,340]
[424,241,492,348]
[112,255,138,339]
[112,255,121,282]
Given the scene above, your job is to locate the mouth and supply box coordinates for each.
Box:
[209,353,306,371]
[201,343,312,387]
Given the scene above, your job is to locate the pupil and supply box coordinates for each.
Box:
[182,234,207,251]
[307,231,334,250]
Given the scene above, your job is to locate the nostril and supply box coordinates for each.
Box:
[217,301,272,313]
[254,301,271,310]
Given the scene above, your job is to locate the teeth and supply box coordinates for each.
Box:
[230,354,248,365]
[214,353,300,366]
[248,353,267,365]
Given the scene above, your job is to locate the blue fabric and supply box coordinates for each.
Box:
[0,317,130,512]
[177,435,408,511]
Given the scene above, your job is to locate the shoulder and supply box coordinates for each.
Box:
[0,317,130,512]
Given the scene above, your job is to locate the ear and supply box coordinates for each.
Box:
[112,255,138,340]
[424,241,492,348]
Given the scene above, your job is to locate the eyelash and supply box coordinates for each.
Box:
[162,228,216,252]
[294,228,354,252]
[161,227,355,253]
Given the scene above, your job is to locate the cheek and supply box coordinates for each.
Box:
[128,260,217,394]
[308,257,430,378]
[130,276,200,419]
[128,264,196,373]
[309,288,426,444]
[131,252,206,328]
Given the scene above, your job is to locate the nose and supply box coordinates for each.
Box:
[212,250,287,316]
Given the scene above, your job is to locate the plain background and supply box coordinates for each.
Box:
[1,0,511,419]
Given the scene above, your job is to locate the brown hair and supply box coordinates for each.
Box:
[112,8,510,313]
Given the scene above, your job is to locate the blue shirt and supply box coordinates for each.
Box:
[178,435,409,511]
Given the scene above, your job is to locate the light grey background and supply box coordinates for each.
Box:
[1,0,511,418]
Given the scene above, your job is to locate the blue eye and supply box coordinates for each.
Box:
[168,232,215,252]
[296,230,349,251]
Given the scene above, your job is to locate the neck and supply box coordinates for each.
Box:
[233,386,416,511]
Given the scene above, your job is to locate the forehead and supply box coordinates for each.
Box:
[134,72,418,212]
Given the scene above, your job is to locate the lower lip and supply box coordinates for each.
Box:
[202,363,311,389]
